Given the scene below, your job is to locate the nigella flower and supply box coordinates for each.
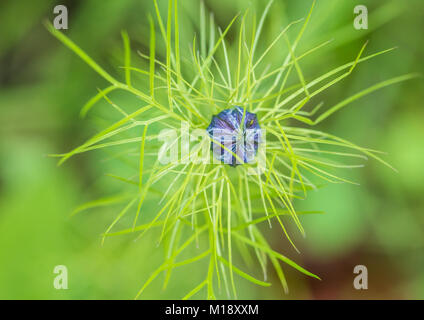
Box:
[47,0,415,300]
[206,106,261,166]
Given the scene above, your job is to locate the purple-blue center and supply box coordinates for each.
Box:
[206,106,262,166]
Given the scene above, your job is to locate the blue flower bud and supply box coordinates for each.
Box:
[206,106,262,166]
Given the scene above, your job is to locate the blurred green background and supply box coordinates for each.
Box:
[0,0,423,299]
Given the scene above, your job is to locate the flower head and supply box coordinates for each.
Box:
[207,106,261,166]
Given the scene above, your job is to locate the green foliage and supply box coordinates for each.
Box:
[45,0,417,299]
